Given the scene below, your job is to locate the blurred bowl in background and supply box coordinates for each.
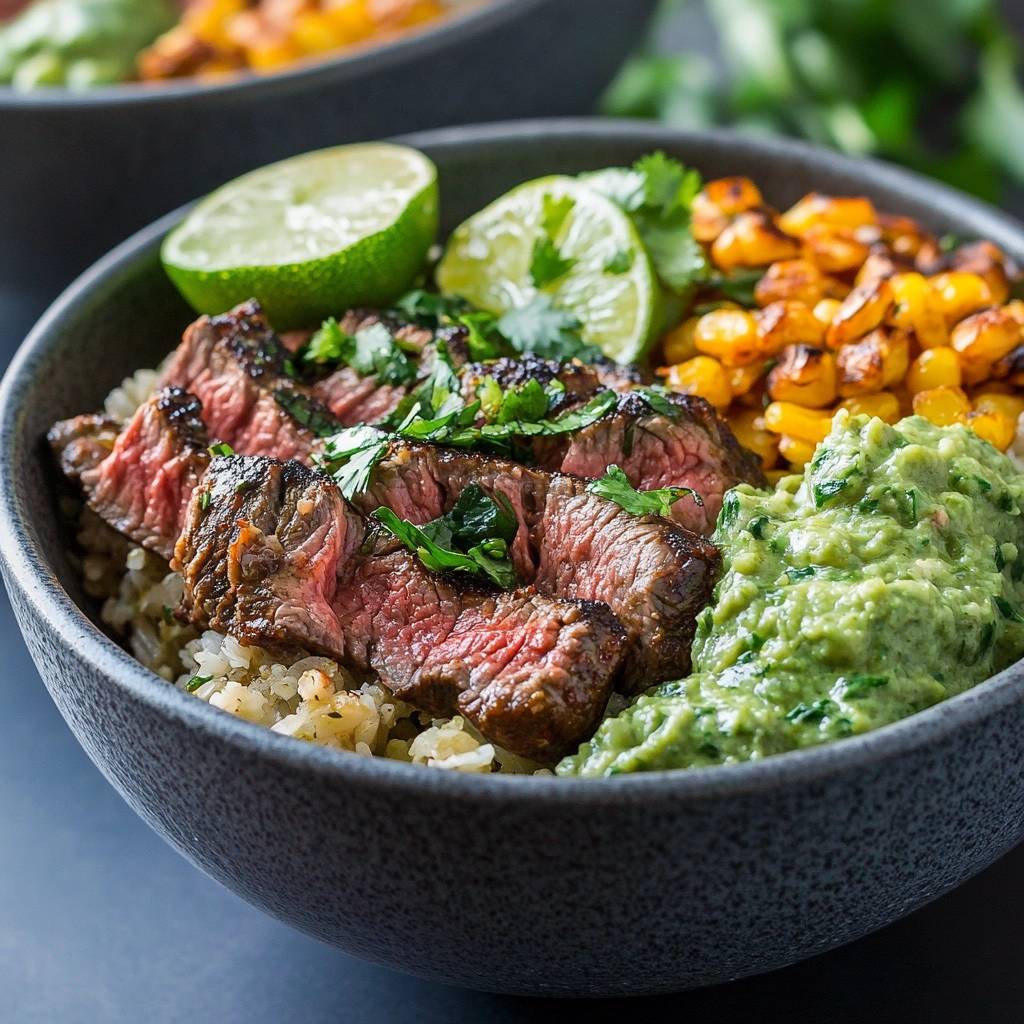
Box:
[0,0,659,296]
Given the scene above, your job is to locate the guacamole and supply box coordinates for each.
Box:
[559,413,1024,777]
[0,0,175,89]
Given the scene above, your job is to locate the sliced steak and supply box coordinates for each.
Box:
[357,444,719,694]
[49,388,209,560]
[158,300,338,462]
[174,456,627,760]
[532,391,766,535]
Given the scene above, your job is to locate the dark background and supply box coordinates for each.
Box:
[6,3,1024,1022]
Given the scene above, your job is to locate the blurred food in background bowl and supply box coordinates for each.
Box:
[0,0,659,296]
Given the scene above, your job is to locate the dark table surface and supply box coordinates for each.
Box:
[2,280,1024,1024]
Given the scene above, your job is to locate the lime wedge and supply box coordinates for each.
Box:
[435,176,659,364]
[162,143,439,331]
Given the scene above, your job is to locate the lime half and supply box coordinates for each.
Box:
[162,143,439,331]
[435,176,659,364]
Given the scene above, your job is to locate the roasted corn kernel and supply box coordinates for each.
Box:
[994,344,1024,386]
[812,298,842,326]
[951,307,1022,385]
[930,271,995,326]
[753,259,824,308]
[825,278,894,349]
[754,300,825,356]
[950,241,1011,306]
[727,361,767,398]
[835,327,910,397]
[889,272,950,349]
[661,356,732,411]
[766,345,837,408]
[661,317,700,365]
[836,391,902,424]
[912,386,972,427]
[779,193,877,236]
[906,348,962,393]
[778,434,818,468]
[973,392,1024,421]
[854,247,913,287]
[710,211,801,271]
[878,212,929,258]
[691,177,763,243]
[693,309,760,366]
[725,408,780,470]
[763,401,834,443]
[801,223,872,275]
[965,411,1017,451]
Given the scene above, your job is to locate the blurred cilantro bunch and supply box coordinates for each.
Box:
[604,0,1024,204]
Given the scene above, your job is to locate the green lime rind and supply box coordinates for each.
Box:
[161,143,439,332]
[435,175,660,365]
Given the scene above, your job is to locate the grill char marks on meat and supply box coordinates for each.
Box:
[356,444,719,694]
[532,391,767,536]
[48,388,210,560]
[174,457,627,761]
[158,300,339,462]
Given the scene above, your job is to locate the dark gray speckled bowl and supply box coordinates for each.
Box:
[3,120,1024,999]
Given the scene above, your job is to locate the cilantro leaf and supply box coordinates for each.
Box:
[496,295,597,361]
[492,377,551,425]
[315,426,390,500]
[392,290,472,327]
[604,248,636,274]
[586,465,701,517]
[842,674,889,698]
[208,443,234,457]
[371,491,519,590]
[273,388,342,439]
[634,151,701,216]
[303,319,416,388]
[530,236,577,289]
[578,168,648,212]
[456,311,504,361]
[542,193,576,237]
[633,386,682,420]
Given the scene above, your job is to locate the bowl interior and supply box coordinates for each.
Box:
[9,118,1024,778]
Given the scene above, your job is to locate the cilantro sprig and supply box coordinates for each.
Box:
[581,151,708,297]
[370,485,519,589]
[302,318,417,388]
[586,465,701,518]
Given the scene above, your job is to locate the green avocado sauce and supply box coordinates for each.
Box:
[559,413,1024,777]
[0,0,176,89]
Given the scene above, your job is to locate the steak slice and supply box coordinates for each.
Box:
[49,388,210,560]
[356,444,719,694]
[174,457,627,760]
[532,391,767,536]
[158,300,338,463]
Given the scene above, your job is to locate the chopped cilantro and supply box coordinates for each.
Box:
[993,595,1022,621]
[496,294,597,361]
[813,479,848,508]
[748,515,768,539]
[708,268,765,307]
[586,465,701,518]
[392,290,472,326]
[303,319,416,388]
[998,492,1015,512]
[162,606,174,626]
[370,486,519,589]
[273,389,340,439]
[530,236,577,289]
[186,675,213,693]
[633,385,681,420]
[199,491,211,512]
[604,248,635,275]
[787,566,817,582]
[541,193,576,237]
[786,698,836,723]
[315,426,390,500]
[843,674,889,698]
[208,443,234,457]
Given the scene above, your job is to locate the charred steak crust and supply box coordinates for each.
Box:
[357,443,720,694]
[533,390,767,536]
[173,456,627,761]
[159,300,340,461]
[49,387,210,561]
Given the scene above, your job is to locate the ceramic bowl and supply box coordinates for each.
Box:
[3,120,1024,998]
[0,0,658,297]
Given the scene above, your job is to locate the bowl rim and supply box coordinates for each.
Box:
[0,0,543,109]
[5,116,1024,805]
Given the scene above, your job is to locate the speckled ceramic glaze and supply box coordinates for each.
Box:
[0,0,658,296]
[3,121,1024,998]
